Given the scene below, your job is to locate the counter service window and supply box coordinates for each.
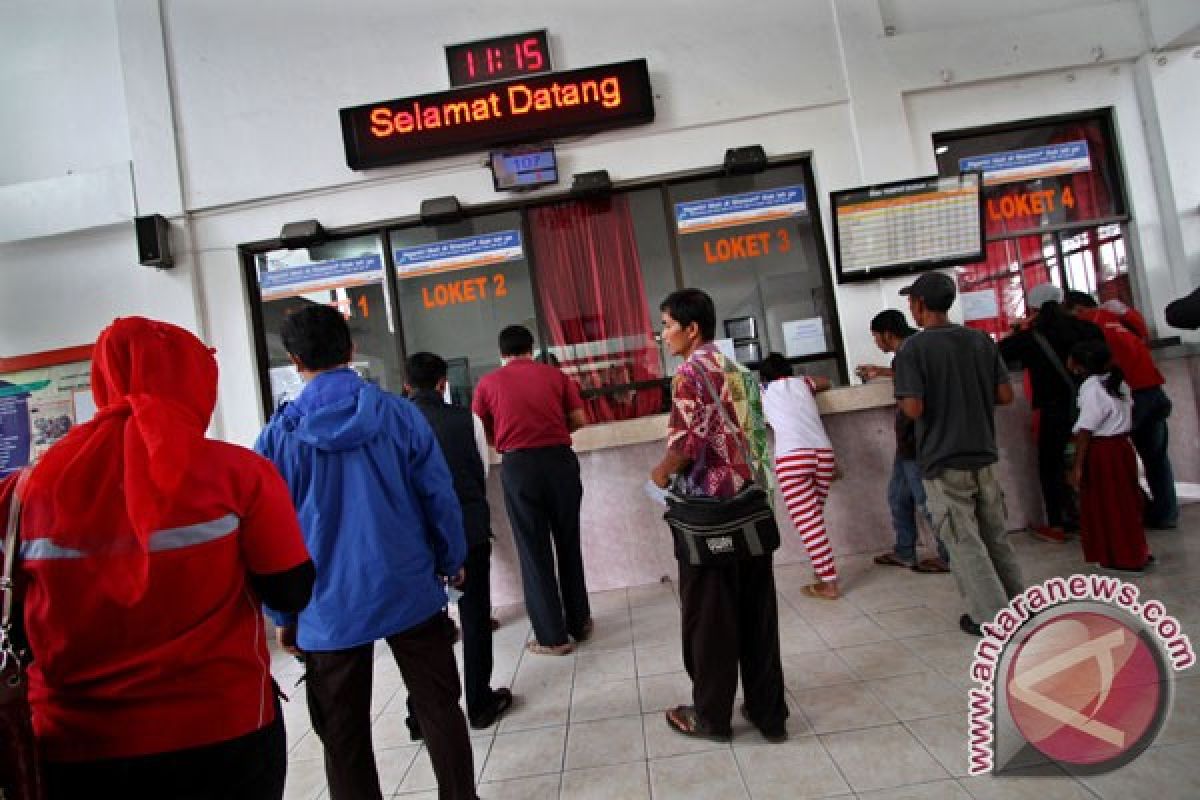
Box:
[668,165,844,383]
[526,191,672,422]
[934,111,1135,335]
[389,211,539,409]
[250,234,400,411]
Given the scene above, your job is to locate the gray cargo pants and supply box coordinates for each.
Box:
[923,465,1024,626]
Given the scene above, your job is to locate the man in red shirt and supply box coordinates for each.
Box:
[473,325,591,655]
[1064,291,1178,528]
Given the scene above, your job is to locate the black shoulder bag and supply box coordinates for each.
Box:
[1,470,45,800]
[663,367,780,566]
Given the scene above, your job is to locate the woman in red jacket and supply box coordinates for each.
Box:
[0,317,314,799]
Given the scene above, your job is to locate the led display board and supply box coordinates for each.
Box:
[339,59,655,170]
[831,173,985,283]
[446,30,552,87]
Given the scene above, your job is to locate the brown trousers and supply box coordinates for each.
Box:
[304,611,476,800]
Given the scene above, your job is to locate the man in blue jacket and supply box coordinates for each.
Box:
[256,305,477,800]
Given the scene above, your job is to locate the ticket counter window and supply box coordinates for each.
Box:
[526,190,672,422]
[667,165,843,383]
[389,211,539,410]
[935,112,1136,333]
[252,234,399,410]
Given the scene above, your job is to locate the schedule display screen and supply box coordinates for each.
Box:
[446,31,552,87]
[339,59,655,170]
[831,173,984,283]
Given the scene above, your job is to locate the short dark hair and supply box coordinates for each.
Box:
[281,305,352,371]
[870,309,916,338]
[498,325,534,356]
[660,289,716,341]
[758,352,793,383]
[406,352,447,390]
[1063,290,1098,310]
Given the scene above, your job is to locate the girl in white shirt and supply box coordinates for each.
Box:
[759,353,839,598]
[1067,340,1151,572]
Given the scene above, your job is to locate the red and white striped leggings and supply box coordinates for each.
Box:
[776,448,837,582]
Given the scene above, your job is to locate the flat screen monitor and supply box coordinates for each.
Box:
[490,145,558,191]
[830,172,984,283]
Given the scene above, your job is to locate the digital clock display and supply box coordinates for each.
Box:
[446,30,552,87]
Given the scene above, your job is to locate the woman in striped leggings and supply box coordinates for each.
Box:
[759,353,839,599]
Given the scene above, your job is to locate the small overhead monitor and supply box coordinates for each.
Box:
[490,145,558,192]
[724,316,757,341]
[830,172,985,283]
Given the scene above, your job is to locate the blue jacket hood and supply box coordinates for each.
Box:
[282,368,382,452]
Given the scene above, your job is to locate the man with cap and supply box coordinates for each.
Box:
[858,309,950,573]
[893,272,1024,636]
[998,284,1104,542]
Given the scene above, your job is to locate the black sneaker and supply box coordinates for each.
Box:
[469,688,514,729]
[959,614,982,637]
[405,715,423,742]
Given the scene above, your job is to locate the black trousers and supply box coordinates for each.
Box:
[44,702,286,800]
[1036,404,1076,529]
[305,612,477,800]
[678,554,788,736]
[460,541,496,718]
[501,446,590,646]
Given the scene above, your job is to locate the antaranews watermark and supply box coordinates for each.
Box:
[968,573,1194,775]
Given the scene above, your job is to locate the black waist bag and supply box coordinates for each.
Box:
[664,484,780,566]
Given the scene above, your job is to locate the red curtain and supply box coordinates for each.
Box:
[527,195,664,423]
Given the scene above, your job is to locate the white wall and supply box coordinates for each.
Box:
[1144,48,1200,296]
[0,0,130,185]
[3,0,1198,445]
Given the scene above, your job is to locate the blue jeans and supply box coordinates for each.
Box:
[1132,387,1178,527]
[888,457,949,564]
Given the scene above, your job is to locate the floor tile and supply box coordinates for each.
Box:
[575,648,636,683]
[634,642,686,676]
[637,671,693,713]
[856,779,973,800]
[648,749,749,799]
[480,725,566,783]
[867,671,966,721]
[571,677,641,722]
[560,762,651,800]
[564,714,646,770]
[820,723,949,792]
[791,682,897,733]
[781,650,856,690]
[960,763,1097,799]
[732,737,851,798]
[397,738,489,793]
[836,640,929,680]
[475,773,560,799]
[812,615,893,648]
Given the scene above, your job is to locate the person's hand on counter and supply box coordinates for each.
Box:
[854,364,893,382]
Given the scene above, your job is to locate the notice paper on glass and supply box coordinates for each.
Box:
[782,318,828,358]
[960,289,1000,322]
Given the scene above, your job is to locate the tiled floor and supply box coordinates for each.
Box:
[276,504,1200,799]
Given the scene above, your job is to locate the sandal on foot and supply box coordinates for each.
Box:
[874,553,912,568]
[665,705,730,742]
[801,582,838,600]
[913,558,951,574]
[526,640,574,656]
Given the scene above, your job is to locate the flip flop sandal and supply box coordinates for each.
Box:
[912,558,951,574]
[873,553,913,568]
[526,640,574,656]
[801,583,838,600]
[665,705,731,743]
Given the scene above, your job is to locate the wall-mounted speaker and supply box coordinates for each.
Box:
[723,145,768,176]
[420,196,464,225]
[134,214,173,268]
[570,170,612,197]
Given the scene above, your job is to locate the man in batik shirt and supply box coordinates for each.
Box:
[650,288,789,744]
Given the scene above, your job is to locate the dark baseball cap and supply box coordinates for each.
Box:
[899,272,957,311]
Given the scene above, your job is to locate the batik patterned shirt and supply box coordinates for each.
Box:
[666,342,773,499]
